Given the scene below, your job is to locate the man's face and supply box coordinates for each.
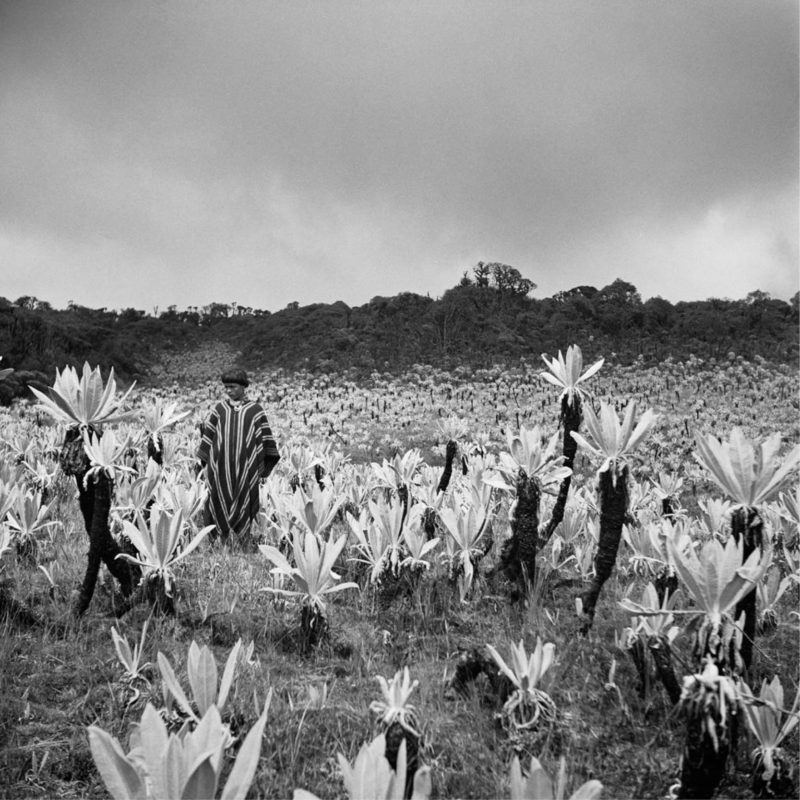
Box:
[224,382,245,401]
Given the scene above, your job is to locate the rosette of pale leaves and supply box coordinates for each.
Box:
[30,362,135,428]
[739,676,799,785]
[539,345,604,406]
[509,755,603,800]
[492,426,572,489]
[368,495,406,573]
[154,476,209,529]
[347,508,392,585]
[110,619,151,684]
[289,483,345,538]
[83,430,136,487]
[693,428,800,509]
[294,734,431,800]
[259,531,358,614]
[698,497,733,537]
[651,535,772,669]
[756,566,793,630]
[140,398,191,444]
[370,667,421,736]
[619,582,680,642]
[284,442,322,482]
[570,401,658,480]
[88,700,268,800]
[438,496,491,600]
[623,523,665,578]
[113,473,160,523]
[650,470,684,501]
[5,490,57,544]
[486,637,558,730]
[118,509,214,596]
[372,449,425,492]
[438,414,469,443]
[666,536,771,628]
[158,639,244,722]
[401,505,440,571]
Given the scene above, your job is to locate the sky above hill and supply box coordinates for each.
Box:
[1,1,797,312]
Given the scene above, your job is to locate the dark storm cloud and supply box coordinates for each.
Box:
[1,0,797,309]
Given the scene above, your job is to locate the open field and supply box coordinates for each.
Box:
[1,354,798,799]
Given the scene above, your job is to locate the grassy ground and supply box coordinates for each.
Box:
[1,483,797,800]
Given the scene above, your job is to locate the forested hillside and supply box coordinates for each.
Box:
[1,270,797,401]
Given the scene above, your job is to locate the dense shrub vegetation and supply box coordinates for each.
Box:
[2,273,797,402]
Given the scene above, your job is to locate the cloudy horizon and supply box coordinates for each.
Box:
[1,1,797,313]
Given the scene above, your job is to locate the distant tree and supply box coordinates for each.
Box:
[643,296,675,330]
[598,279,641,305]
[118,307,146,324]
[745,290,771,305]
[487,263,536,297]
[473,262,491,287]
[555,285,599,302]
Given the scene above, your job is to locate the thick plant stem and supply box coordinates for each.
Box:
[499,469,539,594]
[629,636,649,698]
[731,507,762,673]
[540,397,582,544]
[74,472,138,616]
[384,721,420,800]
[648,635,681,704]
[437,440,458,494]
[678,712,730,799]
[300,604,327,651]
[580,467,628,630]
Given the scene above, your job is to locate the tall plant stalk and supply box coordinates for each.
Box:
[538,345,603,544]
[571,400,657,631]
[730,507,762,673]
[579,467,628,627]
[540,397,581,543]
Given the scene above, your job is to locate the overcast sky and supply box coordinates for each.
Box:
[1,0,797,313]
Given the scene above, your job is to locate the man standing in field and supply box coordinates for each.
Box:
[197,368,280,546]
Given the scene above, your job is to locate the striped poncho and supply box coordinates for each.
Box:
[197,399,280,539]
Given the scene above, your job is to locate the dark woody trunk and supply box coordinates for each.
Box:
[730,507,762,673]
[629,636,650,699]
[580,467,628,631]
[384,720,420,800]
[73,472,138,616]
[648,634,681,705]
[499,469,539,594]
[146,432,164,465]
[423,507,437,541]
[300,604,328,650]
[437,440,458,494]
[678,712,730,799]
[540,396,582,544]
